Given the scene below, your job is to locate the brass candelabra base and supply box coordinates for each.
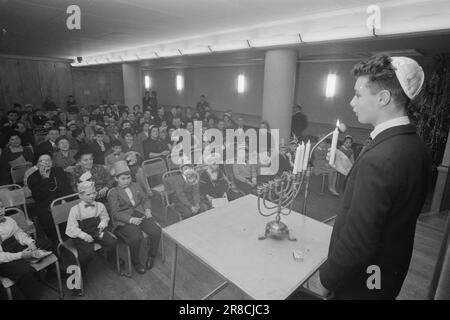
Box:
[258,220,297,241]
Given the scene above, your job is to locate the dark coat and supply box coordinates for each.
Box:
[89,140,110,165]
[27,166,72,211]
[320,124,431,299]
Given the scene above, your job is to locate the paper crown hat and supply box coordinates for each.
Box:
[390,56,425,100]
[111,160,131,177]
[77,180,95,193]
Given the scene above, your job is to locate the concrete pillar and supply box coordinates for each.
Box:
[431,130,450,213]
[122,63,141,109]
[261,49,297,143]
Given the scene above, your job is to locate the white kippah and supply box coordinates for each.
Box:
[390,56,425,100]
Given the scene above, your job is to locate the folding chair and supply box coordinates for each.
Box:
[0,184,35,234]
[142,157,168,198]
[10,162,33,185]
[166,154,179,171]
[162,169,184,224]
[50,193,120,296]
[0,207,64,300]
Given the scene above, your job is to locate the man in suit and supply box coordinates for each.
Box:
[35,127,60,159]
[107,161,161,274]
[89,129,110,165]
[314,54,431,300]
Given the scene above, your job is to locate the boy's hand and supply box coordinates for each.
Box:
[28,242,37,251]
[145,209,152,219]
[21,248,34,259]
[84,234,94,243]
[129,217,143,225]
[98,187,109,197]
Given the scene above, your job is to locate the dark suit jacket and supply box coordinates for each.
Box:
[107,182,151,226]
[89,141,110,165]
[320,124,431,299]
[36,140,57,158]
[171,175,200,208]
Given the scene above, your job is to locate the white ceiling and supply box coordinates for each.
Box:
[0,0,449,62]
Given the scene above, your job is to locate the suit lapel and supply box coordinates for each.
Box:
[343,124,416,188]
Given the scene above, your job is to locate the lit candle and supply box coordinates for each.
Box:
[329,120,339,165]
[293,142,305,174]
[302,140,311,171]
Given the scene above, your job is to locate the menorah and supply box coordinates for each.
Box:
[257,171,307,241]
[257,121,346,241]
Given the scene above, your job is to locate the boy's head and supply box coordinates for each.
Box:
[111,140,123,154]
[94,129,104,141]
[77,181,97,204]
[48,128,60,142]
[350,54,424,125]
[343,135,353,149]
[112,161,132,188]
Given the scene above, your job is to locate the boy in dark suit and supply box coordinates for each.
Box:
[316,54,431,299]
[89,129,109,165]
[107,161,161,274]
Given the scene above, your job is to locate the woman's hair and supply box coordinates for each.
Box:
[351,54,409,108]
[121,128,134,139]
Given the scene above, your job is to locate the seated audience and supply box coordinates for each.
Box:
[65,181,117,295]
[0,133,34,184]
[32,109,48,127]
[35,127,59,158]
[107,161,161,274]
[137,122,151,147]
[121,128,142,155]
[232,147,258,195]
[105,139,126,172]
[143,125,170,160]
[0,200,52,300]
[53,137,77,173]
[27,153,72,244]
[71,149,115,201]
[199,154,233,208]
[278,140,293,175]
[71,128,88,151]
[172,160,207,219]
[89,129,109,165]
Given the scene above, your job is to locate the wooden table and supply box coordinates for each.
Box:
[163,195,332,300]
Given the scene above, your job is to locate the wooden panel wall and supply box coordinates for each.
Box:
[71,68,124,107]
[0,57,124,112]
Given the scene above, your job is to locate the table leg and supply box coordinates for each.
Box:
[169,243,178,300]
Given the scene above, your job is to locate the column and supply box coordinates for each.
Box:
[122,63,141,108]
[431,130,450,212]
[261,49,297,143]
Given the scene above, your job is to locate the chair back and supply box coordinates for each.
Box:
[10,162,33,185]
[50,193,81,244]
[5,207,29,231]
[142,157,167,187]
[162,169,182,205]
[0,184,26,208]
[166,154,179,171]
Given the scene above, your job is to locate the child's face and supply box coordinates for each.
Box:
[95,134,104,142]
[344,139,353,149]
[112,146,122,154]
[79,188,97,204]
[290,144,297,152]
[116,174,132,188]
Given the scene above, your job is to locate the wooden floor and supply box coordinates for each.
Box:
[6,174,446,300]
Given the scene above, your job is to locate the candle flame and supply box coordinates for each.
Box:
[336,120,340,127]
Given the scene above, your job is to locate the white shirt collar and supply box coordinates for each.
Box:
[370,116,410,140]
